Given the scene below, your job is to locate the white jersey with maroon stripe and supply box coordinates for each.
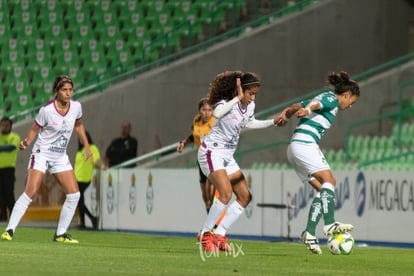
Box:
[32,100,83,159]
[203,99,255,153]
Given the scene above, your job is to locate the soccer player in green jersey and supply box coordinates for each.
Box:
[275,71,360,254]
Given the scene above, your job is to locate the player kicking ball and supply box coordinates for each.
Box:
[275,71,359,254]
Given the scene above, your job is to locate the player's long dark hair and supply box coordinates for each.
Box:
[78,131,93,151]
[207,71,261,106]
[328,71,360,96]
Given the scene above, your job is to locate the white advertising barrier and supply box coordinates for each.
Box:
[282,170,414,244]
[87,169,270,235]
[84,168,414,245]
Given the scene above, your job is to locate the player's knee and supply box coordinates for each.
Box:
[238,191,252,207]
[220,191,233,204]
[247,192,252,205]
[67,191,80,202]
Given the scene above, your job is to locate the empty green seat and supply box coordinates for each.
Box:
[10,4,37,32]
[53,49,81,74]
[0,94,5,118]
[68,24,96,48]
[13,23,39,46]
[127,25,152,47]
[119,6,145,35]
[36,0,61,12]
[26,50,53,74]
[5,94,34,120]
[38,10,65,32]
[145,0,170,23]
[88,0,113,12]
[1,49,25,76]
[4,65,28,83]
[148,12,175,37]
[80,49,108,75]
[41,24,67,47]
[198,1,227,25]
[96,24,123,49]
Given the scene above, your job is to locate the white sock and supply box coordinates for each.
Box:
[214,201,244,236]
[321,182,335,192]
[201,199,227,234]
[56,192,80,236]
[6,193,32,232]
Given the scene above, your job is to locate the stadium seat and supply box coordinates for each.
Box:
[31,69,55,106]
[117,0,140,12]
[41,24,68,47]
[26,38,52,53]
[91,9,117,28]
[53,50,81,75]
[54,38,78,56]
[0,94,5,118]
[96,24,123,49]
[149,12,176,37]
[67,67,86,89]
[31,66,54,84]
[10,3,37,31]
[64,0,89,14]
[87,0,112,11]
[0,9,10,25]
[79,39,107,71]
[106,39,130,66]
[4,94,34,120]
[118,5,145,35]
[35,0,61,12]
[198,1,228,26]
[13,24,39,47]
[172,2,204,39]
[128,24,152,45]
[145,0,171,26]
[3,79,33,119]
[4,65,29,84]
[38,10,65,33]
[79,38,103,54]
[80,49,108,76]
[33,78,54,104]
[0,48,26,77]
[26,50,53,75]
[65,9,89,28]
[68,24,96,48]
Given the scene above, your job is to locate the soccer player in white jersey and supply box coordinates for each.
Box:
[198,71,277,252]
[275,71,360,254]
[1,75,92,244]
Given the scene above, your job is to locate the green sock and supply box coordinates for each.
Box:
[306,197,322,236]
[321,187,335,225]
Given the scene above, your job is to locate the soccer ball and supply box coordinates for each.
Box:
[327,232,355,255]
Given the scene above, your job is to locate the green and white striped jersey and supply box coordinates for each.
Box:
[292,91,338,144]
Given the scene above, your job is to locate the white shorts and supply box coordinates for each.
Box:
[198,144,240,177]
[287,141,330,183]
[27,153,73,174]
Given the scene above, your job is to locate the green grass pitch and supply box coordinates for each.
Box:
[0,226,413,275]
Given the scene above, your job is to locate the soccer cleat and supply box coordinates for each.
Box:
[323,222,354,236]
[1,229,13,241]
[301,231,322,255]
[200,232,218,253]
[53,232,79,244]
[212,234,232,252]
